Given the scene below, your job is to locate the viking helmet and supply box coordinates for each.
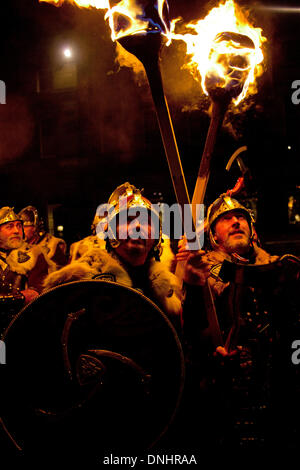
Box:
[0,207,24,240]
[206,194,255,249]
[105,182,162,257]
[18,206,40,227]
[0,207,23,227]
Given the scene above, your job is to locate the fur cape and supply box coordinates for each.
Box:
[38,233,67,260]
[69,234,175,266]
[6,243,56,277]
[43,245,183,317]
[69,236,105,262]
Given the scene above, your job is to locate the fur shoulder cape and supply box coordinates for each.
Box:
[44,247,183,317]
[69,236,105,262]
[6,243,56,276]
[38,233,67,259]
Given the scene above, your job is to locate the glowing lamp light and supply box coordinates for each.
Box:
[57,225,64,231]
[63,48,72,58]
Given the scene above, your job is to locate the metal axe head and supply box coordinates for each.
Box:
[226,145,248,174]
[225,146,255,197]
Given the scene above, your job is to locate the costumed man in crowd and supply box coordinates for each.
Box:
[181,194,278,291]
[177,194,300,450]
[69,206,176,271]
[18,205,67,268]
[44,182,183,320]
[0,207,56,334]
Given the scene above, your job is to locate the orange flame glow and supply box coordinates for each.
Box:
[39,1,109,7]
[170,0,266,105]
[39,0,170,42]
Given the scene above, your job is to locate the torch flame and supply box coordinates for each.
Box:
[39,0,171,42]
[40,0,265,103]
[39,0,109,6]
[40,1,109,7]
[170,0,266,105]
[106,1,170,42]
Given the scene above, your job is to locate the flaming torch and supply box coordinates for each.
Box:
[170,0,266,345]
[171,0,266,210]
[39,0,194,234]
[110,1,193,220]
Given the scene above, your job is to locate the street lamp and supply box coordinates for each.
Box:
[63,47,72,59]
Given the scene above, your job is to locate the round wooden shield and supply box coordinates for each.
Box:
[1,280,185,461]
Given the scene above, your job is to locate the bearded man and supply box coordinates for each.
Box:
[0,207,55,333]
[43,182,183,319]
[177,194,300,450]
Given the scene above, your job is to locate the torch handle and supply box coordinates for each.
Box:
[144,60,202,293]
[188,98,229,348]
[192,99,229,208]
[143,61,191,215]
[144,60,221,347]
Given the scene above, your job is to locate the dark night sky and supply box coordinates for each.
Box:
[0,0,299,251]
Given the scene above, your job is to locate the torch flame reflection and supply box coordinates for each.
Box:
[170,0,266,105]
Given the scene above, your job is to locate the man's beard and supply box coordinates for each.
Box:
[224,234,251,256]
[4,237,23,250]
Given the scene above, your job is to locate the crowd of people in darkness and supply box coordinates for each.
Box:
[0,182,299,459]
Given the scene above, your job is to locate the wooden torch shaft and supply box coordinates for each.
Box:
[192,97,231,347]
[144,60,225,348]
[144,60,197,236]
[190,98,230,348]
[192,99,229,208]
